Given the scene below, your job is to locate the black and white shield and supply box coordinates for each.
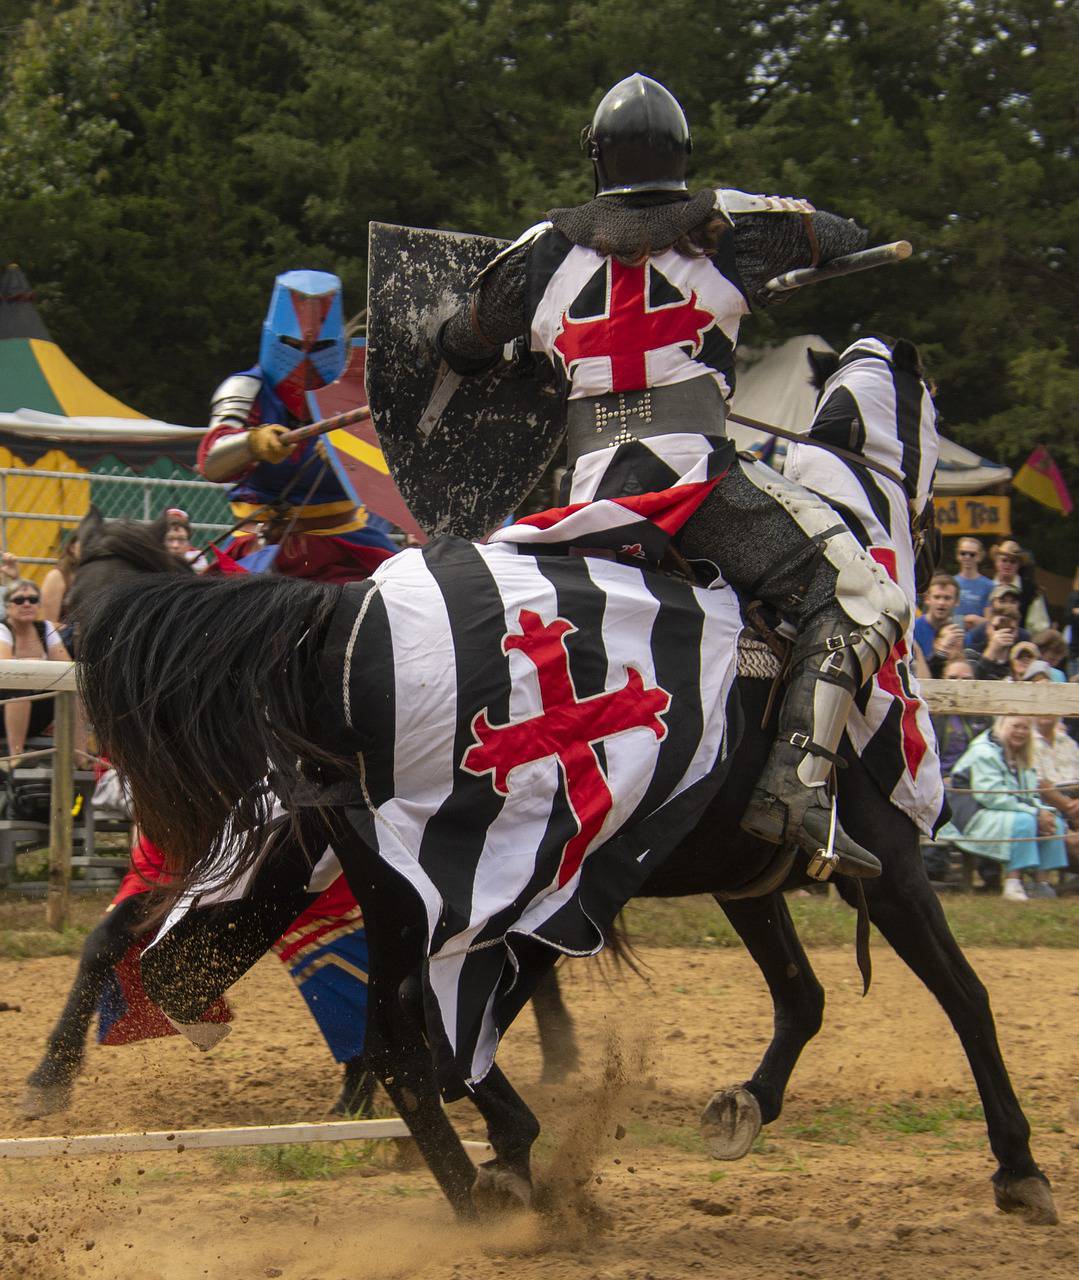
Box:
[366,222,564,540]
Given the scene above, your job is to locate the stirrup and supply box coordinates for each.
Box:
[806,793,841,881]
[741,788,881,880]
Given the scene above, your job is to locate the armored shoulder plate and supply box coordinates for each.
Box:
[209,373,261,431]
[713,188,816,225]
[473,221,552,287]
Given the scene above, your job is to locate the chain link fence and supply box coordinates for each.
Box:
[0,466,232,574]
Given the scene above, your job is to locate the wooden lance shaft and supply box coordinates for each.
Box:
[765,240,912,294]
[279,404,372,446]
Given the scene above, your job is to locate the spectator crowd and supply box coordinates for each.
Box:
[919,536,1079,900]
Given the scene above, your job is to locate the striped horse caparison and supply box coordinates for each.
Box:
[74,537,1057,1226]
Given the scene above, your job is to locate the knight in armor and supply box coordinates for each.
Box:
[436,74,911,878]
[199,269,397,581]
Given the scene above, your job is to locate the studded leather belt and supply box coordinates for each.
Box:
[565,377,727,463]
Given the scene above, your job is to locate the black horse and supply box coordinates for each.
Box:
[73,558,1058,1226]
[22,512,579,1120]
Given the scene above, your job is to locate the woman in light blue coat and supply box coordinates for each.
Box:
[940,716,1068,901]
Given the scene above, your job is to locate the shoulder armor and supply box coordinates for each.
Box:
[713,188,815,225]
[209,373,261,430]
[473,221,553,287]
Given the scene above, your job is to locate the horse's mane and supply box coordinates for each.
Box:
[65,512,194,628]
[78,518,193,578]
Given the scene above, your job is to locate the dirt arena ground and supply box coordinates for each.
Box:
[1,942,1076,1280]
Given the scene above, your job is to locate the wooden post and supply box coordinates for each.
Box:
[46,691,76,931]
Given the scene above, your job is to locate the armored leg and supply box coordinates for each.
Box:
[678,458,910,877]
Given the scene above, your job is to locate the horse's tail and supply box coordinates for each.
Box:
[77,572,342,916]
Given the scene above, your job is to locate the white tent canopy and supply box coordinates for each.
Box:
[728,335,1012,495]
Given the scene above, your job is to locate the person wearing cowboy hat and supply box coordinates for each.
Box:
[990,539,1051,633]
[965,583,1031,662]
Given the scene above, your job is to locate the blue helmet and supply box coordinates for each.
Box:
[258,269,346,418]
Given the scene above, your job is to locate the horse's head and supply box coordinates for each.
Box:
[67,511,194,629]
[806,348,839,391]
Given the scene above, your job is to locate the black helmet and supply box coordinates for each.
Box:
[582,73,692,197]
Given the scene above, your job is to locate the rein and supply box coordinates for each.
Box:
[727,408,907,490]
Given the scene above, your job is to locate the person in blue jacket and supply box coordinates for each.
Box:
[939,715,1069,901]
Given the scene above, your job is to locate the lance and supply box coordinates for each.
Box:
[278,404,372,446]
[764,240,912,294]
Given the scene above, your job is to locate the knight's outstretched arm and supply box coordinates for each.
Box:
[733,210,869,310]
[198,375,295,481]
[436,244,532,375]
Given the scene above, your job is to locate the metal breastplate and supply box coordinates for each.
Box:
[565,376,727,463]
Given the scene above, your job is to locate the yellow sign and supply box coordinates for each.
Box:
[933,494,1011,536]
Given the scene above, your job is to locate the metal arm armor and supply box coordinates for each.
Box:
[200,374,262,482]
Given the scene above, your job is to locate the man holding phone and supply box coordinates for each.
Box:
[913,573,965,676]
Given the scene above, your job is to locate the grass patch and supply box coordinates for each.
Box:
[783,1101,860,1146]
[625,1118,707,1156]
[782,1097,984,1147]
[0,891,114,958]
[211,1141,379,1181]
[621,893,1079,950]
[876,1098,983,1135]
[1,888,1076,961]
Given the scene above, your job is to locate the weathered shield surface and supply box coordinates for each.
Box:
[366,222,564,540]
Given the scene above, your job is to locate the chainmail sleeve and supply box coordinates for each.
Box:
[438,243,532,374]
[733,211,869,310]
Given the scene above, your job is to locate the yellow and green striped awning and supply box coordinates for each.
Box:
[0,337,141,418]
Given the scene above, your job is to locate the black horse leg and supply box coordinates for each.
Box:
[468,1064,542,1210]
[21,894,146,1118]
[831,752,1058,1225]
[531,965,581,1082]
[332,820,478,1219]
[700,892,824,1159]
[851,868,1058,1223]
[330,1055,378,1117]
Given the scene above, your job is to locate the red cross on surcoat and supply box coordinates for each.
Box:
[462,609,671,887]
[869,547,926,778]
[553,261,717,392]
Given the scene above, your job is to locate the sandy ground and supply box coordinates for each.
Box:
[0,942,1076,1280]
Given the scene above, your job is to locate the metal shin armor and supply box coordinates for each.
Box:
[202,374,261,482]
[743,457,910,794]
[730,461,909,878]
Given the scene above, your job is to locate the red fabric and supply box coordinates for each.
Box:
[99,938,232,1046]
[112,833,170,905]
[869,547,928,779]
[207,545,250,575]
[273,875,363,965]
[553,260,717,392]
[462,610,670,888]
[509,477,720,538]
[216,532,393,583]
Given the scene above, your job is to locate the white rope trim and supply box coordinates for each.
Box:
[341,584,381,730]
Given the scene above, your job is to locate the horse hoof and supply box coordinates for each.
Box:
[19,1082,73,1119]
[700,1086,762,1161]
[472,1162,533,1216]
[993,1173,1059,1226]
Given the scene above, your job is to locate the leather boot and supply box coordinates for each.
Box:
[741,611,882,880]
